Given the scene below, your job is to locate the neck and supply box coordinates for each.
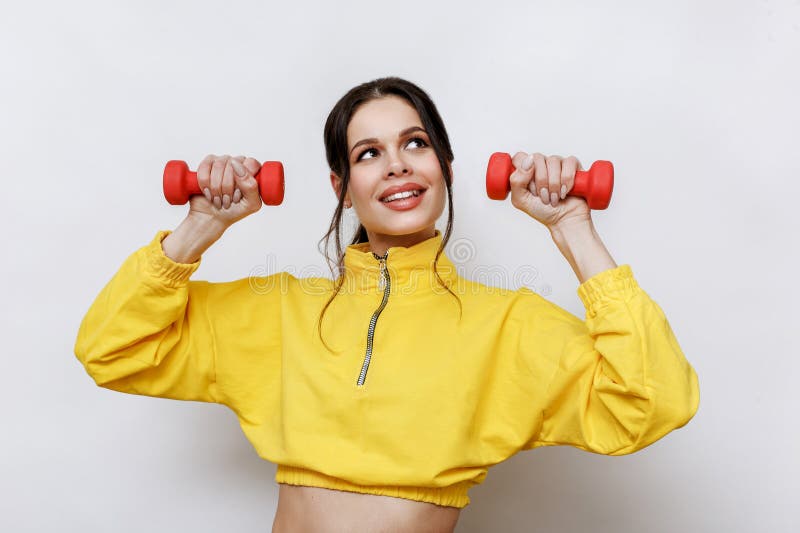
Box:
[343,228,456,293]
[365,226,437,256]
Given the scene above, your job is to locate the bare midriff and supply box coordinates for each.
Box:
[271,483,462,533]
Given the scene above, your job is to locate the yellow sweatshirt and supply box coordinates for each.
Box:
[74,228,700,509]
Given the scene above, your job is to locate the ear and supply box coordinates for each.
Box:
[330,172,349,203]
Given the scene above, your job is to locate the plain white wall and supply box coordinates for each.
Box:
[2,0,797,531]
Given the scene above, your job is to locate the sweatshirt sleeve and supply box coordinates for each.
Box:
[522,264,700,456]
[73,229,280,405]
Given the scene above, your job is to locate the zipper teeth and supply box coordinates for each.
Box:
[356,251,390,387]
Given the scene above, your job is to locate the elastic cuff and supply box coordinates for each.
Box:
[577,264,639,315]
[140,230,201,287]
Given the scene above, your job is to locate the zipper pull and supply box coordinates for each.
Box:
[378,255,387,290]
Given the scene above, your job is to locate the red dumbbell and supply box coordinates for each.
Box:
[485,152,614,210]
[163,160,285,206]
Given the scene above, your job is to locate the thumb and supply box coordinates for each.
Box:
[231,158,260,199]
[508,152,535,198]
[243,157,262,177]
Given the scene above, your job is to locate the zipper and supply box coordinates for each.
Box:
[356,250,391,387]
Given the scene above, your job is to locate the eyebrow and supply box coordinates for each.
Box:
[349,126,428,156]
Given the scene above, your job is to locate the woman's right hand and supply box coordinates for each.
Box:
[187,154,263,229]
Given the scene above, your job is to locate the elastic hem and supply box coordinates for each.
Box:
[275,464,471,509]
[141,230,201,287]
[576,264,639,315]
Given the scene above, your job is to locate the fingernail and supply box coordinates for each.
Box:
[550,192,558,206]
[540,187,549,204]
[560,185,567,199]
[231,159,245,177]
[203,188,212,201]
[522,154,534,171]
[223,194,230,209]
[233,189,242,203]
[213,196,221,209]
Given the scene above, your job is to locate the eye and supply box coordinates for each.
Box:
[356,147,379,161]
[355,137,429,162]
[407,137,428,149]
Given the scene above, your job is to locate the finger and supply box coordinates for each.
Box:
[561,156,579,199]
[532,153,549,205]
[230,158,246,203]
[546,155,562,207]
[210,156,229,209]
[232,154,246,190]
[508,152,535,204]
[197,154,216,202]
[233,154,248,193]
[221,159,235,209]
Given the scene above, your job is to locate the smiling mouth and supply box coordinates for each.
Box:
[380,189,426,203]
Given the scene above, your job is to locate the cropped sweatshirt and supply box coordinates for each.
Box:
[74,228,700,509]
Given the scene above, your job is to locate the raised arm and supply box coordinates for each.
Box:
[74,154,271,403]
[74,223,222,402]
[521,264,700,455]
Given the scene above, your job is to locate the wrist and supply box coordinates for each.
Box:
[185,211,229,239]
[549,217,595,245]
[161,215,226,264]
[548,218,617,285]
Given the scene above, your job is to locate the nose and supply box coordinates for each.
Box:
[386,151,410,177]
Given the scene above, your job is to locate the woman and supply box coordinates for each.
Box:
[74,77,700,533]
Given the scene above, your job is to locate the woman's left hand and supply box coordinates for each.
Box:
[508,152,592,228]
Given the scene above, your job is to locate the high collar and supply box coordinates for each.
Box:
[342,229,458,293]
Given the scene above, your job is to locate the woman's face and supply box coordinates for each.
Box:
[330,95,450,253]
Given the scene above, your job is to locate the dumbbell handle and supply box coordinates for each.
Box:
[486,152,614,210]
[163,160,285,206]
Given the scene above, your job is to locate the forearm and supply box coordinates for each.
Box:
[161,214,227,264]
[549,219,617,284]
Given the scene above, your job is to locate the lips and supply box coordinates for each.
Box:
[379,182,428,201]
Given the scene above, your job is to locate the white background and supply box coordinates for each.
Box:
[2,0,798,531]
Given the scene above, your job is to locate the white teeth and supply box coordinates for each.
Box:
[382,189,422,203]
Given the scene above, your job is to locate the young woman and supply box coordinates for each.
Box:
[75,77,700,533]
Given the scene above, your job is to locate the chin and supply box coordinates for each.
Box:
[360,195,445,237]
[368,217,438,237]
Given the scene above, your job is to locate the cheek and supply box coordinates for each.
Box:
[423,152,446,176]
[422,158,447,189]
[347,173,375,202]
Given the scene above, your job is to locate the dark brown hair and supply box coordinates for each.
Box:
[316,76,461,351]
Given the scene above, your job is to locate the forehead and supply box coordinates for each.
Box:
[347,96,422,142]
